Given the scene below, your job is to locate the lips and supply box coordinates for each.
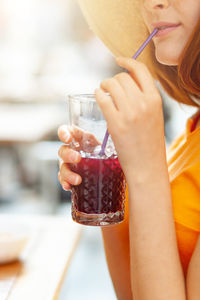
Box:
[152,22,181,37]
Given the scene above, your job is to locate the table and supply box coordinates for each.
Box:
[0,214,82,300]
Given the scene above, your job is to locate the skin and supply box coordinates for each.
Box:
[58,0,200,299]
[141,0,200,65]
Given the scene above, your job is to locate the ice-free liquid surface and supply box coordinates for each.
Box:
[70,155,126,215]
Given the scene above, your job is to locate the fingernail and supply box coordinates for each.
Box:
[69,174,79,185]
[74,175,80,185]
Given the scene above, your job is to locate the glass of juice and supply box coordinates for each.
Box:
[67,94,126,226]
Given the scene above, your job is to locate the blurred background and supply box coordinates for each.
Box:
[0,0,197,299]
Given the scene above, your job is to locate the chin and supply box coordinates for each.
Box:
[155,49,179,66]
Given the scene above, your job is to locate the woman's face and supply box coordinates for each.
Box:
[141,0,200,66]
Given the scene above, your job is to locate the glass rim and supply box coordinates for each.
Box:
[68,94,96,103]
[67,93,110,103]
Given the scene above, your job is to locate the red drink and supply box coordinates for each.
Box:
[70,155,126,226]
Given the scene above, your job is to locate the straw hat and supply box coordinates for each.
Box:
[77,0,150,62]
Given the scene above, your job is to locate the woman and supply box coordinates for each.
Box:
[58,0,200,299]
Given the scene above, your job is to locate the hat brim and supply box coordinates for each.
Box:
[77,0,150,62]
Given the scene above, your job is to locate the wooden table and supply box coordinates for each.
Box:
[0,214,82,300]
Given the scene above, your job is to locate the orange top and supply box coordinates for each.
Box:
[167,109,200,277]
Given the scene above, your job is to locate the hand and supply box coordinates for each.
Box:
[95,57,166,183]
[57,125,100,190]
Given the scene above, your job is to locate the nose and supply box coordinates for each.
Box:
[143,0,170,10]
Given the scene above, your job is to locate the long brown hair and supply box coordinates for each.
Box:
[149,19,200,107]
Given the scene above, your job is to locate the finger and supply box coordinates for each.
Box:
[64,127,100,152]
[57,125,72,144]
[83,132,101,145]
[95,88,118,124]
[62,182,71,191]
[58,145,81,163]
[69,126,96,151]
[60,163,82,185]
[100,77,127,111]
[58,171,68,189]
[71,127,100,147]
[114,72,141,100]
[116,57,157,94]
[81,131,101,152]
[58,172,71,191]
[69,125,84,144]
[59,158,64,169]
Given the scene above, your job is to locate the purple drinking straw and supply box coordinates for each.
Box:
[99,28,158,156]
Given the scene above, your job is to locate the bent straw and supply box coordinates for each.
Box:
[99,28,158,156]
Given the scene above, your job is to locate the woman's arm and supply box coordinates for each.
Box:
[186,234,200,300]
[127,160,186,300]
[101,161,187,300]
[101,197,133,300]
[95,57,188,300]
[101,220,132,300]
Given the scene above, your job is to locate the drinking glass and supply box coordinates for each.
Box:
[67,94,126,226]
